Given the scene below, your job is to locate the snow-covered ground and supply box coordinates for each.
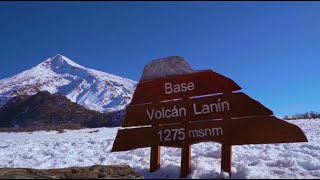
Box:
[0,119,319,179]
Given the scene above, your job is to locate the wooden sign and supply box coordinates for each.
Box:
[130,70,241,105]
[123,92,273,127]
[112,65,308,178]
[112,116,307,152]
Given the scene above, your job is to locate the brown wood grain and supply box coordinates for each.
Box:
[112,116,308,152]
[130,70,241,105]
[122,92,273,127]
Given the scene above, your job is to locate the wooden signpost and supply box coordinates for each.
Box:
[112,69,308,178]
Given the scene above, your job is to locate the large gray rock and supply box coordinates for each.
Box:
[0,165,143,179]
[140,56,196,81]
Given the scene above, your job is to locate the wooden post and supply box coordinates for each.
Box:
[150,144,160,172]
[221,144,232,178]
[181,144,191,178]
[150,99,161,173]
[180,96,191,178]
[221,91,232,178]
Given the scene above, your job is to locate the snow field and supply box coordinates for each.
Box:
[0,119,319,179]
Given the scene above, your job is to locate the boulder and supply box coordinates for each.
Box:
[140,56,196,81]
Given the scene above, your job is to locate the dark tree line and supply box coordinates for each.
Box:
[283,111,320,120]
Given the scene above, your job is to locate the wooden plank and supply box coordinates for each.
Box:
[112,116,308,152]
[122,92,273,127]
[221,116,308,145]
[130,70,241,105]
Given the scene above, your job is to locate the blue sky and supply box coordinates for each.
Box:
[1,2,320,116]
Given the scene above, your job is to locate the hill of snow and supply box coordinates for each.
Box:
[0,119,319,179]
[0,54,137,113]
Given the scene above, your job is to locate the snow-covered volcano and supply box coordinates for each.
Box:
[0,54,137,113]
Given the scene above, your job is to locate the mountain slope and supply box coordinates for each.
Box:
[0,54,137,113]
[0,91,121,128]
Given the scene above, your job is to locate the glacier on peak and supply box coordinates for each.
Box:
[41,54,87,70]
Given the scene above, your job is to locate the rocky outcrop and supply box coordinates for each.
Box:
[0,91,124,130]
[0,165,143,179]
[140,56,196,81]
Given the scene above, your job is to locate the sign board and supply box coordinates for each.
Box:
[113,116,307,152]
[123,92,273,127]
[130,70,241,105]
[112,66,308,178]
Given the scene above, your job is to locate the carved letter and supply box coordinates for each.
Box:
[146,109,154,120]
[165,83,172,94]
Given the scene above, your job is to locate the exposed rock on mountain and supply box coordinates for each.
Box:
[0,91,123,129]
